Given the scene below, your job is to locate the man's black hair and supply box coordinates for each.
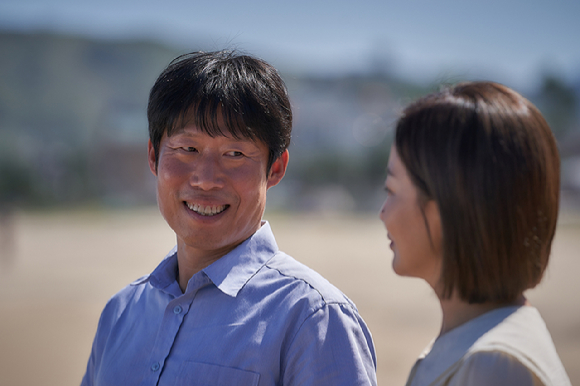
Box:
[147,50,292,170]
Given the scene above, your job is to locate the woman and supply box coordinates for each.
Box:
[380,81,571,386]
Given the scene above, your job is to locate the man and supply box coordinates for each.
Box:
[81,50,377,386]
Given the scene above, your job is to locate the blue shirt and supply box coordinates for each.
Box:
[81,222,377,386]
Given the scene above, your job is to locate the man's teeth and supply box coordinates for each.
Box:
[186,203,227,216]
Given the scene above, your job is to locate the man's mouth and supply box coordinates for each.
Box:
[185,202,229,216]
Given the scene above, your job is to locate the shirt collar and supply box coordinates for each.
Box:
[131,221,279,298]
[201,221,278,297]
[131,245,178,289]
[416,306,521,380]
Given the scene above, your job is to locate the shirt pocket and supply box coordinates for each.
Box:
[175,361,260,386]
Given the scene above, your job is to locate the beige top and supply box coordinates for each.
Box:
[405,306,571,386]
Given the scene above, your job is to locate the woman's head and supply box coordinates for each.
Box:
[387,81,560,304]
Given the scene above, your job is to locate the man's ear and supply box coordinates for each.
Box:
[148,140,158,176]
[267,150,289,189]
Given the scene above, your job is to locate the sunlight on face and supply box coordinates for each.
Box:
[379,146,443,289]
[148,124,287,261]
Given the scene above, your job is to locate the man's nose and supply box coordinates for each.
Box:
[189,154,225,190]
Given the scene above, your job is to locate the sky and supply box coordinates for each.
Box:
[1,0,579,92]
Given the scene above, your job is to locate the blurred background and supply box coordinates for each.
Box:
[0,0,579,385]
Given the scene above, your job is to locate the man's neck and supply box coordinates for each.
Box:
[175,241,238,293]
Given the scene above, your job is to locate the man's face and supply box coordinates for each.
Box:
[148,124,288,261]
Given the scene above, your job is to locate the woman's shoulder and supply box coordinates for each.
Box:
[449,351,544,386]
[407,306,571,386]
[463,306,570,386]
[469,306,549,354]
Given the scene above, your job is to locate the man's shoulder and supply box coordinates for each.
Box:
[261,252,354,307]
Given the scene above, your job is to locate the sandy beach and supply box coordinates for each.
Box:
[0,208,578,385]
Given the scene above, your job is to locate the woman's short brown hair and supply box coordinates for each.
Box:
[395,81,560,304]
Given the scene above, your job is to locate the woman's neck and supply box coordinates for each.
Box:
[438,292,527,335]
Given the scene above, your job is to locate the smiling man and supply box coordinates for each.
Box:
[81,51,377,386]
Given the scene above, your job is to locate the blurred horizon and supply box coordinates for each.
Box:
[1,0,580,212]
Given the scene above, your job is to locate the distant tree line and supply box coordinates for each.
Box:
[0,31,578,211]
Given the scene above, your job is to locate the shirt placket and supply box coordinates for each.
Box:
[139,274,211,386]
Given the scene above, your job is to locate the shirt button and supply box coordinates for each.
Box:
[173,305,183,314]
[151,362,160,371]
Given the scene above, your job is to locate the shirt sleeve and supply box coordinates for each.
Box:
[448,350,545,386]
[281,302,377,386]
[80,309,106,386]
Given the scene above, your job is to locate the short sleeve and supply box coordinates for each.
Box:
[448,351,544,386]
[281,303,377,386]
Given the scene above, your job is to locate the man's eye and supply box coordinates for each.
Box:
[227,151,244,157]
[182,147,197,152]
